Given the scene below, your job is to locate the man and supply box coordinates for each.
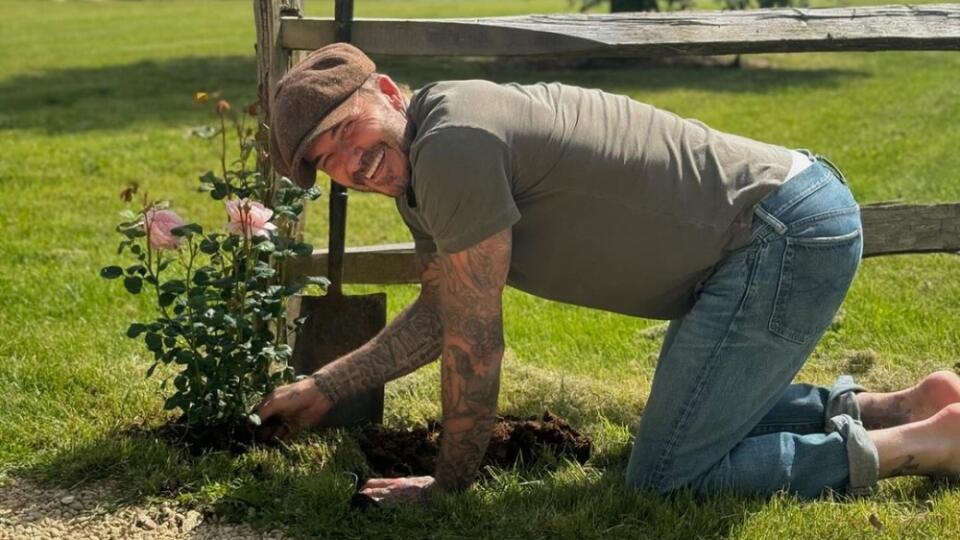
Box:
[257,43,960,504]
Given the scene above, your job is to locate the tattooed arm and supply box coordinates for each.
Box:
[310,250,444,404]
[256,250,443,432]
[434,228,511,492]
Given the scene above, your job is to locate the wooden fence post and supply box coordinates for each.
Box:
[254,0,305,352]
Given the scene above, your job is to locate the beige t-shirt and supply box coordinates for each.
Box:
[397,80,792,319]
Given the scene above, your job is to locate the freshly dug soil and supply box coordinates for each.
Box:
[141,410,592,472]
[357,410,591,477]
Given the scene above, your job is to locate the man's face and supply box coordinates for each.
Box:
[303,77,410,198]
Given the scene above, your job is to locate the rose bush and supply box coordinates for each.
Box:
[101,95,323,434]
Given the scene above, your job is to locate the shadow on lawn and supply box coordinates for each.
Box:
[24,419,960,539]
[0,56,258,134]
[20,425,765,539]
[0,54,866,134]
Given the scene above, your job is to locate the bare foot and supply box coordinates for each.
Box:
[874,402,960,479]
[858,370,960,430]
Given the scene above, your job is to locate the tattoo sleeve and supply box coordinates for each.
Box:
[311,251,443,403]
[434,229,511,492]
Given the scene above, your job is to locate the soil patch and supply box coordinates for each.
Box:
[357,410,591,477]
[134,410,592,468]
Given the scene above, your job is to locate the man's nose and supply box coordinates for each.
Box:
[342,145,364,178]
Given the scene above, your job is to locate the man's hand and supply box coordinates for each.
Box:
[254,377,333,440]
[358,476,435,506]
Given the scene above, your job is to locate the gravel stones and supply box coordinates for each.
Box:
[0,477,288,540]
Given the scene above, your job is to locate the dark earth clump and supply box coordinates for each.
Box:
[357,410,592,477]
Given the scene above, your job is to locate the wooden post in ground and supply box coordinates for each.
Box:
[254,0,305,351]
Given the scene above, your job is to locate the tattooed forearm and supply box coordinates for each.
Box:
[434,229,511,492]
[311,252,443,403]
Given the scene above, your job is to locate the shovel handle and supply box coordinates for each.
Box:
[327,0,354,298]
[328,183,347,297]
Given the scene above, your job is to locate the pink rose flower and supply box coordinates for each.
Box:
[225,198,276,238]
[143,208,185,251]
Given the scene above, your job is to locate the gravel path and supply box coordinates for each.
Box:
[0,477,288,540]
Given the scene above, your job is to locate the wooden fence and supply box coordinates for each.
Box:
[254,1,960,285]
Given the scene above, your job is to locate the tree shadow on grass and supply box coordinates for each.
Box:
[22,413,960,540]
[0,54,866,134]
[17,423,765,540]
[0,56,259,134]
[374,55,869,98]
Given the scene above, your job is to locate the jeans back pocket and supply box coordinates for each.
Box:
[769,220,862,344]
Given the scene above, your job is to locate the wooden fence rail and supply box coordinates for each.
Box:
[280,4,960,57]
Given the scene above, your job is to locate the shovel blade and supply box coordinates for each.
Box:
[290,293,386,427]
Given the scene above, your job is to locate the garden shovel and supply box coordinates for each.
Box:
[285,0,384,428]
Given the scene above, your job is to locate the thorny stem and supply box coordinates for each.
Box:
[181,237,209,405]
[219,109,228,190]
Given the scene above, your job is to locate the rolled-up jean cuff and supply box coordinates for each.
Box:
[827,413,879,496]
[825,374,865,428]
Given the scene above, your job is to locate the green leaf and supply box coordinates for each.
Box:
[253,240,276,253]
[211,183,229,200]
[163,394,183,411]
[306,276,330,288]
[189,125,218,139]
[125,264,147,276]
[192,270,210,286]
[120,226,145,240]
[123,276,143,294]
[199,170,218,184]
[199,238,219,254]
[160,280,187,294]
[100,266,123,279]
[247,414,262,427]
[126,323,147,338]
[159,292,176,307]
[175,350,194,365]
[145,362,158,378]
[144,332,162,351]
[292,243,314,257]
[171,223,203,237]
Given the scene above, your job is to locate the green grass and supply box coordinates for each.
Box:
[1,0,959,538]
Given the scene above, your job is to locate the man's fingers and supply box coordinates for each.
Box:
[254,396,276,421]
[254,416,289,442]
[361,478,397,489]
[359,487,391,499]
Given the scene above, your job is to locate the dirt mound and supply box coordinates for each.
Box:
[357,410,591,477]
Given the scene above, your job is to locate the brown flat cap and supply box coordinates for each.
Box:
[269,43,376,188]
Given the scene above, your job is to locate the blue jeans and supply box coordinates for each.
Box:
[625,156,876,499]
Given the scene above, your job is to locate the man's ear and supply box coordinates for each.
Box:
[376,74,405,112]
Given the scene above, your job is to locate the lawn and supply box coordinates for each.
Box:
[1,0,959,538]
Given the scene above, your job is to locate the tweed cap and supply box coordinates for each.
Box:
[269,43,376,188]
